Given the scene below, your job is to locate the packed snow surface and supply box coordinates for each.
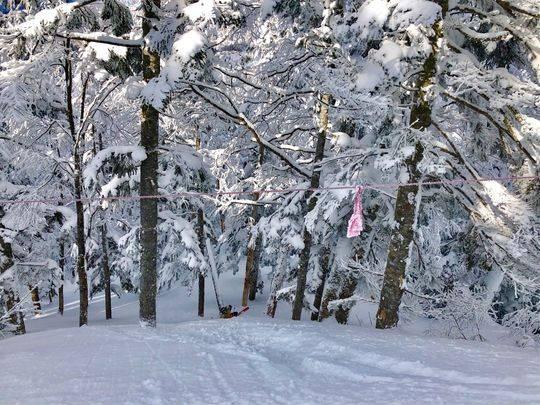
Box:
[2,286,539,405]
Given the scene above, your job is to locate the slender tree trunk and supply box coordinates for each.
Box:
[311,246,331,321]
[139,0,161,327]
[73,155,89,327]
[248,236,262,301]
[197,208,205,317]
[292,94,330,321]
[58,240,64,315]
[376,5,446,329]
[242,195,262,306]
[266,248,286,318]
[30,285,41,314]
[101,225,112,320]
[195,133,206,316]
[65,39,89,327]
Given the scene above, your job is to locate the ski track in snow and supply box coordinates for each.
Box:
[1,283,539,404]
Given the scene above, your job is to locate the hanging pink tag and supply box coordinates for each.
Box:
[347,186,364,238]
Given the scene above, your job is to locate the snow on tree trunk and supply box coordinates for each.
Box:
[292,93,330,321]
[139,0,161,327]
[376,5,446,330]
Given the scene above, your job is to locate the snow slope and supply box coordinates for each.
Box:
[1,275,539,404]
[2,318,540,404]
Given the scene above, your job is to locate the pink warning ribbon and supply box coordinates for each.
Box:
[347,186,364,238]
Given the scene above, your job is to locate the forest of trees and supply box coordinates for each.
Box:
[0,0,538,344]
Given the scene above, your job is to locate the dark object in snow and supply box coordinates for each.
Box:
[220,305,249,319]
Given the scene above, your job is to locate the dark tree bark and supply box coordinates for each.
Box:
[197,208,205,317]
[194,133,206,317]
[139,0,161,327]
[248,234,262,301]
[242,194,262,306]
[376,4,447,329]
[58,240,64,315]
[73,156,89,327]
[30,285,41,314]
[334,272,357,324]
[48,288,55,304]
[65,39,89,327]
[311,246,331,321]
[101,225,112,320]
[292,93,330,321]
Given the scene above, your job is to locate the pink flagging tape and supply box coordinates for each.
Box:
[0,175,538,207]
[347,186,364,238]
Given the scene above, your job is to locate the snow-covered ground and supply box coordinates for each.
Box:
[2,274,539,404]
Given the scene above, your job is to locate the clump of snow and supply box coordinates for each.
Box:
[371,40,407,77]
[356,62,385,91]
[83,145,147,188]
[355,0,390,36]
[388,0,442,31]
[19,4,75,37]
[84,39,128,62]
[170,30,206,65]
[260,0,276,17]
[183,0,216,24]
[333,132,361,149]
[124,77,145,100]
[142,29,206,109]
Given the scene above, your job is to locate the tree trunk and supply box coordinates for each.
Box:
[311,246,331,321]
[65,38,89,327]
[101,225,112,320]
[58,240,64,315]
[30,285,41,314]
[195,133,206,316]
[248,234,262,301]
[139,0,161,327]
[242,195,262,306]
[319,279,338,321]
[335,272,357,324]
[266,249,286,318]
[73,155,89,327]
[375,5,446,329]
[197,208,205,317]
[0,224,25,334]
[292,93,330,321]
